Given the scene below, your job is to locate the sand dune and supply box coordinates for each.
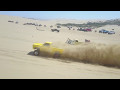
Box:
[0,15,120,79]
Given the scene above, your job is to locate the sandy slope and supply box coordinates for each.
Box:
[0,15,120,79]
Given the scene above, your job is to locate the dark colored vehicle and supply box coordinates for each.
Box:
[108,31,115,34]
[23,23,39,26]
[77,28,83,31]
[51,29,60,32]
[50,25,53,28]
[67,26,72,30]
[77,28,92,32]
[57,26,61,28]
[99,29,109,33]
[15,21,18,24]
[39,24,42,26]
[8,20,14,23]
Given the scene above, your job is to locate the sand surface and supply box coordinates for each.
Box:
[0,15,120,79]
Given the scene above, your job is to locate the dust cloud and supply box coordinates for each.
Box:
[53,42,120,68]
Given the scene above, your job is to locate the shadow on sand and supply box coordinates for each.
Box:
[27,51,34,56]
[27,51,71,63]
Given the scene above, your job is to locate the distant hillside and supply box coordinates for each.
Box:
[57,19,120,28]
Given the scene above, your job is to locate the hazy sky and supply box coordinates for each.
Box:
[0,11,120,20]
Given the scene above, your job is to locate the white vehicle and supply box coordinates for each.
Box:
[108,31,115,34]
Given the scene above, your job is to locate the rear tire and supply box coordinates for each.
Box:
[53,52,60,58]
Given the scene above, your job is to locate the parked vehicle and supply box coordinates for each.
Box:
[57,26,61,28]
[85,39,90,42]
[8,20,14,23]
[99,29,109,33]
[51,29,60,32]
[39,24,42,26]
[15,21,18,24]
[77,28,84,31]
[44,25,47,27]
[67,26,72,30]
[108,31,115,34]
[50,25,53,28]
[84,28,92,32]
[77,28,92,32]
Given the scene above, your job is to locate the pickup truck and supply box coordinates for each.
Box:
[33,42,64,58]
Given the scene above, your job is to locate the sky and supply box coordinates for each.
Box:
[0,11,120,20]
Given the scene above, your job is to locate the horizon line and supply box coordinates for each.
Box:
[0,14,120,21]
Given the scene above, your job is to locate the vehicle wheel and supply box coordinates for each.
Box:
[33,49,40,56]
[53,52,60,58]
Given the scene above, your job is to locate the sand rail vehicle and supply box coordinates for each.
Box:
[33,42,64,58]
[66,38,90,45]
